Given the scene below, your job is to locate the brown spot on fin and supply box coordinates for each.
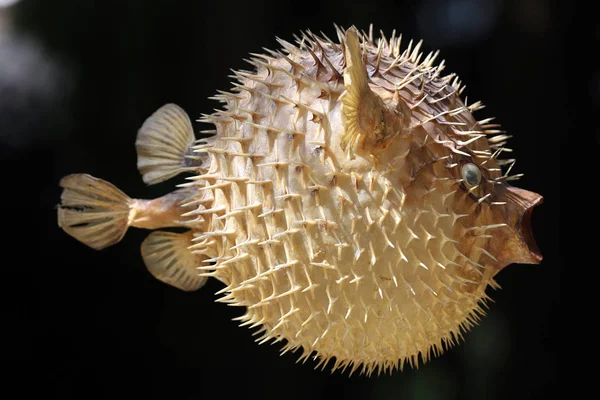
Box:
[340,28,410,152]
[141,230,207,291]
[136,103,197,185]
[57,174,132,250]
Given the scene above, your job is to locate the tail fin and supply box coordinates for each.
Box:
[57,174,132,250]
[136,103,197,185]
[141,230,208,291]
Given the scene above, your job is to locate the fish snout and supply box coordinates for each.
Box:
[497,186,543,266]
[519,189,543,264]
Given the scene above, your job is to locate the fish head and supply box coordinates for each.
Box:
[339,28,543,278]
[438,135,543,272]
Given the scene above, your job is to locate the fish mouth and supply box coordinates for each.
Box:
[520,194,543,264]
[498,186,544,266]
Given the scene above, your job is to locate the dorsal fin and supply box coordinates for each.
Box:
[340,28,410,152]
[136,103,197,185]
[141,230,208,291]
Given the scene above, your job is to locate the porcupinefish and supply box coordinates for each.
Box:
[57,26,542,375]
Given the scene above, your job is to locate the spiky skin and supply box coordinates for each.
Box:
[57,25,542,376]
[177,27,520,375]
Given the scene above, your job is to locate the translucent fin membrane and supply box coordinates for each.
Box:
[136,103,196,185]
[57,174,132,250]
[141,230,207,291]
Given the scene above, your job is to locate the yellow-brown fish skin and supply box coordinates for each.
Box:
[56,25,542,376]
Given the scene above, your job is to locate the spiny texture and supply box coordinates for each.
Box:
[179,27,516,375]
[57,25,542,376]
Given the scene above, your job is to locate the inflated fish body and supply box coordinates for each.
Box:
[57,26,542,375]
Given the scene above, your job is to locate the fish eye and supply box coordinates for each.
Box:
[461,163,482,187]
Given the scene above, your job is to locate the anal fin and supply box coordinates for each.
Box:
[57,174,133,250]
[136,103,199,185]
[141,230,208,291]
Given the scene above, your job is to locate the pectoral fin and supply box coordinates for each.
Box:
[136,103,198,185]
[141,230,208,291]
[340,28,410,151]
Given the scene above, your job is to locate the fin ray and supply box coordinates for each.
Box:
[340,28,409,151]
[341,28,375,149]
[141,230,208,291]
[136,103,197,185]
[57,174,132,250]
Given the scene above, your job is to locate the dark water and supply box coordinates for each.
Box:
[3,0,580,398]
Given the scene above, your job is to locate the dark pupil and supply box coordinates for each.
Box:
[465,168,479,185]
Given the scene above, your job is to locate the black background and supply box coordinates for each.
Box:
[2,0,586,398]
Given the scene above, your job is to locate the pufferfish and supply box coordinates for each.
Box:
[57,26,542,376]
